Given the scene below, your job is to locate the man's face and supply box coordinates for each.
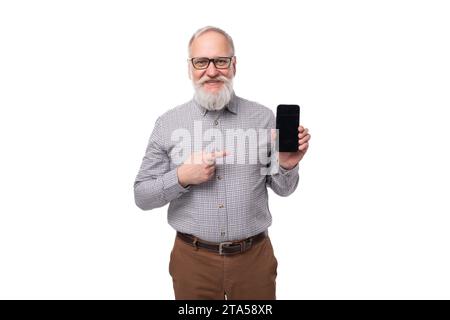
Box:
[189,31,236,94]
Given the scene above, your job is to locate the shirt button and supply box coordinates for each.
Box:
[213,120,219,126]
[217,175,222,180]
[221,232,225,237]
[218,203,224,208]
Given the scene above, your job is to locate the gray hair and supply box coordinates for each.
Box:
[188,26,235,57]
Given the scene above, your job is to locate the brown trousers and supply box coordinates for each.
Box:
[169,234,278,300]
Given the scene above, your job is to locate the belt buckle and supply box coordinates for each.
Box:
[219,241,233,255]
[241,238,253,252]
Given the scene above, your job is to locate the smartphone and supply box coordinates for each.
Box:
[276,104,300,152]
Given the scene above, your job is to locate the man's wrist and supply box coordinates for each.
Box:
[279,162,299,171]
[280,163,295,170]
[176,166,189,188]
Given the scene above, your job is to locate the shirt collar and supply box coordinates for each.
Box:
[193,91,238,117]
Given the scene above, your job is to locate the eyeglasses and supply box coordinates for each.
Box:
[189,56,234,70]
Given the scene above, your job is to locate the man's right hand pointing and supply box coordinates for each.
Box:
[177,150,228,187]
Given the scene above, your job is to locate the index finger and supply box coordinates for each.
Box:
[212,150,229,158]
[204,150,229,166]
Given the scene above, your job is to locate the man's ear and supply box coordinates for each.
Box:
[188,63,192,80]
[232,56,237,76]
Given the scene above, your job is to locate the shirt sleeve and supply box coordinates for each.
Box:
[134,116,191,210]
[265,111,300,197]
[266,162,300,196]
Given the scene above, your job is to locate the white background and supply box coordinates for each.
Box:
[1,0,449,299]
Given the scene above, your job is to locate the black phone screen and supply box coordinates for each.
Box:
[276,104,300,152]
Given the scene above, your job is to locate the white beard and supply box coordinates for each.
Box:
[192,75,234,111]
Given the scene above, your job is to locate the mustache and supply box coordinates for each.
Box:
[196,75,231,86]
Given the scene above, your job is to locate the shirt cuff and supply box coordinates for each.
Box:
[278,162,299,175]
[162,168,191,201]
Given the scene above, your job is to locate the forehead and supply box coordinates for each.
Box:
[190,31,232,57]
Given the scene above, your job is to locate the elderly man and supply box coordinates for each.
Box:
[134,26,310,300]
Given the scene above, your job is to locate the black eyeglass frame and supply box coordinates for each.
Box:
[188,56,235,70]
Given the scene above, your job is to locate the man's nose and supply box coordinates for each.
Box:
[205,61,219,77]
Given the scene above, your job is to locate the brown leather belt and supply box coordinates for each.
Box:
[176,231,267,256]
